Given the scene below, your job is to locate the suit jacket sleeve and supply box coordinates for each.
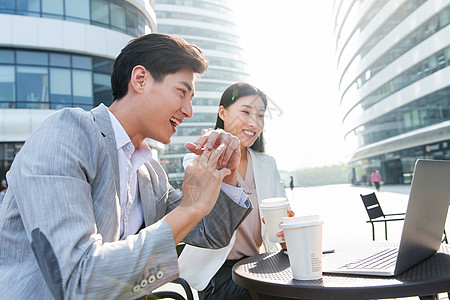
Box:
[173,153,252,248]
[159,174,252,249]
[183,189,252,248]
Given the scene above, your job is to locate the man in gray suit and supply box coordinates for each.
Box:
[0,34,251,299]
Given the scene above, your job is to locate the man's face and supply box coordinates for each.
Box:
[140,67,196,144]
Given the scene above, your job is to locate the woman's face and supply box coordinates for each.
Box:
[219,94,265,149]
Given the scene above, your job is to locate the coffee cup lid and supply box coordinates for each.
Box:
[280,215,323,229]
[260,197,289,209]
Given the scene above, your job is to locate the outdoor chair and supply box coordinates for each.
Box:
[141,277,194,300]
[360,192,405,240]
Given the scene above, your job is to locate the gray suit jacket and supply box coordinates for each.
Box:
[0,104,251,300]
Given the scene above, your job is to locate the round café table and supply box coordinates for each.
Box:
[232,246,450,300]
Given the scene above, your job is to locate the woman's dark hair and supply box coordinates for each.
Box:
[111,33,208,100]
[215,82,268,152]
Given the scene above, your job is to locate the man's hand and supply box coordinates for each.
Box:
[185,129,241,186]
[163,144,232,245]
[181,144,231,217]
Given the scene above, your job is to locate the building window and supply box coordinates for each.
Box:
[158,25,239,44]
[126,8,138,36]
[50,68,71,107]
[0,66,15,107]
[72,55,92,70]
[349,86,450,147]
[0,0,15,13]
[0,48,114,110]
[42,0,63,18]
[110,2,126,31]
[345,44,450,121]
[0,49,14,63]
[65,0,90,22]
[91,0,109,26]
[17,50,48,66]
[16,66,49,109]
[0,0,150,37]
[72,70,93,108]
[50,53,71,67]
[341,5,450,106]
[93,73,112,106]
[17,0,40,16]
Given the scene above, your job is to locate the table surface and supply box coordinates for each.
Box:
[232,245,450,299]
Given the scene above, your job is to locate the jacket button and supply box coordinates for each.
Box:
[148,274,156,283]
[140,278,148,288]
[132,284,141,293]
[156,270,164,279]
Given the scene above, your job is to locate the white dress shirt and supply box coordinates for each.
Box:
[108,110,150,239]
[108,110,246,239]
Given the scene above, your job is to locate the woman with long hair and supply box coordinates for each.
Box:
[178,82,293,300]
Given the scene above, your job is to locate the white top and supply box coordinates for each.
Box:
[178,149,287,290]
[108,110,151,239]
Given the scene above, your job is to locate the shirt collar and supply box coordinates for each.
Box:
[108,109,153,161]
[108,110,131,150]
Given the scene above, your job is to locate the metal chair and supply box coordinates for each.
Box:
[142,277,194,300]
[360,192,405,240]
[360,192,449,243]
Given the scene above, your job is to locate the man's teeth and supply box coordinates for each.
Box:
[170,117,180,126]
[243,130,255,136]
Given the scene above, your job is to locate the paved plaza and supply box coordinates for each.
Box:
[154,184,449,300]
[287,184,412,252]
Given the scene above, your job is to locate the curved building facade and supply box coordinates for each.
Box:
[155,0,249,188]
[0,0,160,180]
[334,0,450,185]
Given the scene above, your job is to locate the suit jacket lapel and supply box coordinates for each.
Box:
[90,104,120,192]
[248,149,263,203]
[138,165,156,225]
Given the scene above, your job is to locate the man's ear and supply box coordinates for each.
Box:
[218,106,226,122]
[130,65,147,94]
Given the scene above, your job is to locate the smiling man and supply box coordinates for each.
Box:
[0,34,251,300]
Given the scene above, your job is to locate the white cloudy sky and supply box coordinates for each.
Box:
[228,0,349,171]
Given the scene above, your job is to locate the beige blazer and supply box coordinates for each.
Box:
[178,148,287,291]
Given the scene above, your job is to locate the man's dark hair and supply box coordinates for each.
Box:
[111,33,208,100]
[215,82,268,153]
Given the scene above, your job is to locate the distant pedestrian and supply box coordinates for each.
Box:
[290,176,294,191]
[371,170,381,192]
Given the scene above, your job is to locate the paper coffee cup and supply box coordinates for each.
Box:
[281,215,323,280]
[260,197,290,243]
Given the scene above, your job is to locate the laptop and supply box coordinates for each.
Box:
[323,159,450,276]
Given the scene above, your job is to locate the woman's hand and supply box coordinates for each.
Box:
[262,209,295,250]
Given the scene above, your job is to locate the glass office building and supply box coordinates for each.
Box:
[334,0,450,185]
[155,0,249,188]
[0,0,159,180]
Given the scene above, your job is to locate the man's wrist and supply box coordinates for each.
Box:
[178,202,206,222]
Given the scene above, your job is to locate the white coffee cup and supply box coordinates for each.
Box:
[280,215,323,280]
[260,197,290,243]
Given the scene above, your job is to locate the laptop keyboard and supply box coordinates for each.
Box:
[339,248,398,270]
